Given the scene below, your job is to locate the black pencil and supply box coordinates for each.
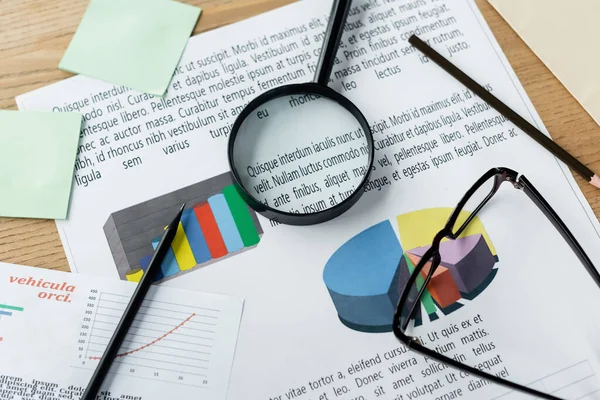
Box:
[81,203,186,400]
[409,35,600,189]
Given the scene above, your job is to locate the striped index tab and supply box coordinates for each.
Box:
[208,194,244,253]
[0,304,23,312]
[223,185,260,247]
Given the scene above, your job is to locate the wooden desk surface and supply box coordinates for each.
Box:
[1,0,600,272]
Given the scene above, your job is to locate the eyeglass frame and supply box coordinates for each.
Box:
[392,166,600,400]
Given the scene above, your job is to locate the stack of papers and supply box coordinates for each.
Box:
[15,0,600,398]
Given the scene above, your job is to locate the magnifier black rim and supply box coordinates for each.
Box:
[227,82,375,226]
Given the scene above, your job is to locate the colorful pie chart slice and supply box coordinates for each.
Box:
[323,220,403,333]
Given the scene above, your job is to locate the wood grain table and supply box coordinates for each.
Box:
[1,0,599,273]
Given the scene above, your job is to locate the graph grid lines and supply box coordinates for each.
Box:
[78,290,218,387]
[492,360,600,400]
[89,312,197,360]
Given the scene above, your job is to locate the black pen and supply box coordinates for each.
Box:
[409,35,600,189]
[82,203,186,400]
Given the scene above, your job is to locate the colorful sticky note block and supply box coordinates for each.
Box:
[0,110,82,219]
[59,0,201,96]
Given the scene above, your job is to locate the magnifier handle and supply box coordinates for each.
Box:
[314,0,352,86]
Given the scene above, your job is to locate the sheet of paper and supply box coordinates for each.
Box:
[0,262,242,399]
[488,0,600,125]
[0,110,81,219]
[59,0,201,96]
[17,0,600,398]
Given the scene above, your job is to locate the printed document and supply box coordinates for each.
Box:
[0,262,243,399]
[16,0,600,398]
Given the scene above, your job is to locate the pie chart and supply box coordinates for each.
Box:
[322,208,498,333]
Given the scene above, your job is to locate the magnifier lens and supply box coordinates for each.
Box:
[231,93,370,215]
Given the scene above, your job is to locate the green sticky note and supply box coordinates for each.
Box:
[0,111,82,219]
[59,0,201,96]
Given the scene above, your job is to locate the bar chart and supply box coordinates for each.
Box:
[0,303,24,344]
[322,208,499,333]
[0,303,24,317]
[104,172,263,283]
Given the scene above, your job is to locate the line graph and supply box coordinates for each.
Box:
[75,289,219,387]
[88,313,196,360]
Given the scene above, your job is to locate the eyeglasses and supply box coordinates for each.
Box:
[393,167,600,400]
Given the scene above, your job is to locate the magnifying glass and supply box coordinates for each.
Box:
[228,0,374,225]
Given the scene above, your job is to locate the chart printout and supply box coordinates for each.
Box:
[0,262,243,399]
[15,0,600,399]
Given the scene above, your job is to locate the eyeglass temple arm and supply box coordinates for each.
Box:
[446,168,501,240]
[519,175,600,288]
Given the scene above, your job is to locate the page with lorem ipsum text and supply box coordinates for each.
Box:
[0,262,243,399]
[16,0,600,399]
